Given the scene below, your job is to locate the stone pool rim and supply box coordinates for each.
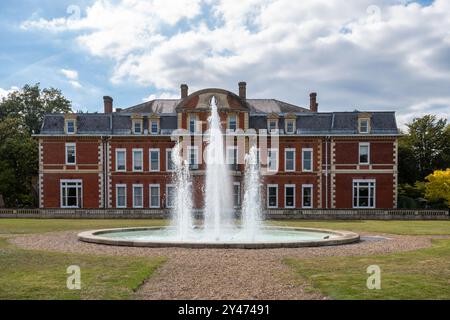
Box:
[77,226,360,249]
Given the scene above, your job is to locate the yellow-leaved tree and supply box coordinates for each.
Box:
[425,169,450,208]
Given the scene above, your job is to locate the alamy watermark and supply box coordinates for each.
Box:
[67,265,81,290]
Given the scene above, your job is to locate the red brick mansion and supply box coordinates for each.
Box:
[36,82,400,210]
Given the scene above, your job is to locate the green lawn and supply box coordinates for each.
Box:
[0,219,167,235]
[272,220,450,235]
[1,218,450,235]
[285,239,450,300]
[0,238,165,299]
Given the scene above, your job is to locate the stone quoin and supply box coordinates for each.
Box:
[35,82,400,210]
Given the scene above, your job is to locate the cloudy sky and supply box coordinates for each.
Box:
[0,0,448,127]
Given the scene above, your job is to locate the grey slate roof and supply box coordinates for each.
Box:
[121,98,310,114]
[38,90,398,136]
[39,111,399,135]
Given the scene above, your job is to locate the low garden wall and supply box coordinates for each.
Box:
[0,208,448,220]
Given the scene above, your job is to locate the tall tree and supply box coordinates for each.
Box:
[0,83,71,134]
[0,117,38,207]
[401,115,449,181]
[0,84,72,207]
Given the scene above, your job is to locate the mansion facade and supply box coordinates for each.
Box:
[36,82,400,210]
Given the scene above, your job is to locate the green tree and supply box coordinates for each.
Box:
[401,115,449,181]
[0,117,38,207]
[0,83,71,134]
[0,84,72,207]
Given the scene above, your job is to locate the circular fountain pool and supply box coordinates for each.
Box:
[78,226,360,249]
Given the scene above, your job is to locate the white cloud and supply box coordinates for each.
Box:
[60,68,82,88]
[21,0,450,127]
[60,69,78,80]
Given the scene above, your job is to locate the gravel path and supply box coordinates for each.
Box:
[10,231,433,300]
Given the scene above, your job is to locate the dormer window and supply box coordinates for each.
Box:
[268,120,278,132]
[285,119,296,134]
[66,120,76,134]
[359,118,370,134]
[133,120,143,134]
[228,114,237,131]
[150,120,159,134]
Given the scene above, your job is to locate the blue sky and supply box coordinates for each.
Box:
[0,0,448,127]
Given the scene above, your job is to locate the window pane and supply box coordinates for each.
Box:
[229,116,237,131]
[150,186,160,207]
[66,146,75,164]
[151,121,158,133]
[286,150,295,171]
[133,151,143,170]
[133,186,143,207]
[268,187,277,207]
[150,151,159,171]
[117,187,126,207]
[286,187,294,207]
[303,187,312,207]
[167,150,174,171]
[67,121,75,133]
[303,150,312,171]
[359,145,369,163]
[167,186,175,207]
[134,122,141,133]
[117,151,125,170]
[268,150,278,171]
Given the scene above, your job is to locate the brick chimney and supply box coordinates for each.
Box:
[103,96,113,113]
[309,92,318,112]
[238,82,247,99]
[181,84,188,99]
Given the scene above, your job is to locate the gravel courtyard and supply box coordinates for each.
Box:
[10,231,433,300]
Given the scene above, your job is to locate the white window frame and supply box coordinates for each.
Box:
[359,118,370,134]
[60,179,83,208]
[166,148,175,172]
[132,184,144,208]
[268,120,278,132]
[149,184,161,208]
[188,145,199,169]
[228,114,237,131]
[233,182,241,208]
[66,120,76,134]
[302,184,313,209]
[267,148,279,172]
[150,120,159,135]
[267,184,278,209]
[285,119,295,134]
[65,143,76,165]
[166,184,175,208]
[352,179,376,209]
[302,148,313,172]
[133,120,143,135]
[115,148,127,172]
[132,148,143,172]
[149,148,160,172]
[359,142,370,165]
[284,148,296,172]
[284,184,296,209]
[116,184,127,208]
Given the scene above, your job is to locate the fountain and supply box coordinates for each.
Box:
[78,96,359,248]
